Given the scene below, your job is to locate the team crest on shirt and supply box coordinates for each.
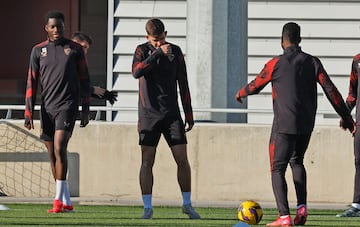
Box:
[167,54,175,62]
[64,47,71,55]
[40,47,47,57]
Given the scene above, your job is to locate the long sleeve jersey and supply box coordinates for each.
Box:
[237,46,351,134]
[345,54,360,123]
[25,38,90,120]
[132,42,193,123]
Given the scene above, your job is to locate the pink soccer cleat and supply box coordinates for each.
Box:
[267,215,293,226]
[294,205,307,225]
[47,199,63,213]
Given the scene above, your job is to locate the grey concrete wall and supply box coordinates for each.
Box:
[187,0,213,121]
[5,120,355,205]
[211,0,248,123]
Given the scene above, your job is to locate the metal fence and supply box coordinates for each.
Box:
[0,105,338,121]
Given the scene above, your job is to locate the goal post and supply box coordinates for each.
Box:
[0,120,79,197]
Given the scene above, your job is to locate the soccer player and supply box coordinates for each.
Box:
[24,11,91,213]
[336,50,360,217]
[235,22,355,226]
[71,31,117,105]
[132,18,200,219]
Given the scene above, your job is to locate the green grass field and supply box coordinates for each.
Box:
[1,204,360,226]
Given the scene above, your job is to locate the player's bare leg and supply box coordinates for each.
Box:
[139,145,156,219]
[44,141,56,179]
[170,144,191,192]
[171,144,200,219]
[47,130,71,213]
[55,130,73,211]
[53,130,70,180]
[140,145,156,194]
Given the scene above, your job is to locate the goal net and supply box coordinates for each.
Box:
[0,120,55,197]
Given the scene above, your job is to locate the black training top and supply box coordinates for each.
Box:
[25,38,90,120]
[237,46,351,134]
[132,42,193,123]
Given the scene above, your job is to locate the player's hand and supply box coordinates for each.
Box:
[185,120,194,132]
[340,116,356,135]
[103,90,118,105]
[80,111,89,128]
[24,117,34,130]
[93,86,106,97]
[159,44,171,55]
[235,92,242,103]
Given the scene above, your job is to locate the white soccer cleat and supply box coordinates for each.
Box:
[0,204,10,210]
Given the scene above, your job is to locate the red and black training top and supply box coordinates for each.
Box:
[132,42,193,124]
[237,46,351,134]
[25,38,90,120]
[345,54,360,123]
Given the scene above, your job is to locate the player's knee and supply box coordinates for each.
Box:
[141,160,155,169]
[289,159,303,168]
[355,158,360,168]
[271,162,287,173]
[176,158,190,168]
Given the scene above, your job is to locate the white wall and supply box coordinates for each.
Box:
[108,0,360,124]
[108,0,188,121]
[247,0,360,125]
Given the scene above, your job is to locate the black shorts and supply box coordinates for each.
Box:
[138,117,187,147]
[40,107,77,141]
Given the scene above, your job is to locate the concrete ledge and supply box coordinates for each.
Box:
[1,120,355,206]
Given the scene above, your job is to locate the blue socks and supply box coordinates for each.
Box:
[142,192,191,208]
[182,191,191,205]
[142,194,152,209]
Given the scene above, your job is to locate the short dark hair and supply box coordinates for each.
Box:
[45,11,65,23]
[145,18,165,37]
[71,31,92,46]
[282,22,301,44]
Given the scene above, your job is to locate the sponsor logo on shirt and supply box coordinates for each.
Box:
[41,48,47,57]
[63,121,70,129]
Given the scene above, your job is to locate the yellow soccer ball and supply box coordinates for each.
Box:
[237,200,263,225]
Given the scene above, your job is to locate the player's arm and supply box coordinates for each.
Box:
[315,57,355,134]
[176,47,194,132]
[77,47,91,127]
[345,56,359,112]
[132,45,163,79]
[235,57,278,103]
[24,47,40,130]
